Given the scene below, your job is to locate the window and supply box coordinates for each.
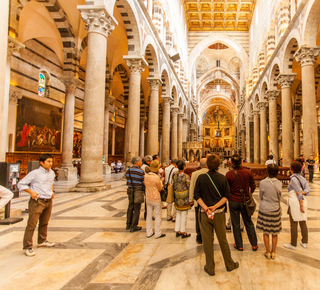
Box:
[38,72,46,97]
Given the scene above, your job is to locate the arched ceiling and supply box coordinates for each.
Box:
[183,0,256,31]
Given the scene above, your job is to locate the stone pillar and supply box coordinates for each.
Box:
[178,112,184,158]
[266,90,280,164]
[161,97,171,165]
[112,124,116,156]
[240,129,246,158]
[247,115,253,163]
[170,106,179,159]
[74,6,117,191]
[123,56,147,162]
[182,117,188,142]
[103,96,113,175]
[140,117,147,157]
[258,101,268,164]
[58,76,79,180]
[147,78,161,155]
[252,110,260,164]
[276,74,295,167]
[295,46,320,159]
[0,1,9,162]
[8,89,22,152]
[293,116,301,159]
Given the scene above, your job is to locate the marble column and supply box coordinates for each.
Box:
[0,1,9,162]
[240,129,246,158]
[58,76,79,180]
[252,110,260,164]
[112,124,116,156]
[248,115,253,163]
[293,116,301,159]
[123,56,147,163]
[103,96,113,175]
[140,117,147,157]
[147,78,162,156]
[170,106,179,159]
[258,101,268,164]
[295,46,320,159]
[74,6,117,192]
[182,117,188,142]
[266,90,280,164]
[161,97,171,165]
[178,112,184,158]
[276,74,295,167]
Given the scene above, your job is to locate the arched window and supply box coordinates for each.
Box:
[38,72,46,97]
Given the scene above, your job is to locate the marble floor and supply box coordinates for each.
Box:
[1,169,320,290]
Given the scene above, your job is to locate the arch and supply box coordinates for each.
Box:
[113,64,130,109]
[188,33,249,81]
[143,39,160,78]
[269,61,281,90]
[178,97,183,111]
[282,37,299,74]
[301,0,320,47]
[160,68,170,100]
[254,94,259,108]
[260,80,269,100]
[171,84,178,104]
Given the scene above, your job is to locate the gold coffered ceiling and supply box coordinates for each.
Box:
[183,0,256,31]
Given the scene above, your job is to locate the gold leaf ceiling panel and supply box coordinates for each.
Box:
[183,0,256,31]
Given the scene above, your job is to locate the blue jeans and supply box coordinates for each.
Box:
[229,200,257,248]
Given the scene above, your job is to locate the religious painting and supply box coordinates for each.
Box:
[204,139,210,148]
[224,128,230,136]
[15,97,62,152]
[73,132,82,158]
[205,128,210,136]
[224,139,230,148]
[115,126,125,155]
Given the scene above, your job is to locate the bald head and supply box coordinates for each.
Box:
[200,158,207,168]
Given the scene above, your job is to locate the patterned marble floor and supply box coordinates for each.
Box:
[1,169,320,290]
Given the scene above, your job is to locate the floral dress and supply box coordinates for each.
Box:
[172,171,191,211]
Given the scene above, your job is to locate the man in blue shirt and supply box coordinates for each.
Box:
[18,154,56,257]
[126,156,144,232]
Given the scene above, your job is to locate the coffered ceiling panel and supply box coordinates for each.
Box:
[183,0,256,31]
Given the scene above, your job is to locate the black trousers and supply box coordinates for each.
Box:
[126,188,141,228]
[308,167,314,182]
[195,205,201,239]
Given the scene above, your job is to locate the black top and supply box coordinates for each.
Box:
[306,159,315,168]
[194,170,231,209]
[296,158,304,165]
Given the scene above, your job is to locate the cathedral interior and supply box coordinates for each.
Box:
[1,0,320,289]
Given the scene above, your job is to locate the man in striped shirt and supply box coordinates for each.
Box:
[126,156,145,232]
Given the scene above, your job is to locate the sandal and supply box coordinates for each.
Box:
[176,232,182,237]
[181,233,191,239]
[264,252,270,259]
[271,252,276,260]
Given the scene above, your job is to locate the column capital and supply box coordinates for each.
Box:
[140,116,147,124]
[105,95,114,107]
[257,101,268,111]
[248,116,254,122]
[294,46,320,67]
[182,117,188,123]
[252,110,260,117]
[162,96,172,104]
[147,78,162,90]
[9,87,22,105]
[276,74,296,88]
[178,112,184,119]
[123,55,148,75]
[265,90,280,101]
[78,6,117,38]
[171,106,180,115]
[7,35,25,58]
[59,76,79,92]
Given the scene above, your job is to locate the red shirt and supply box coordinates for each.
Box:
[226,167,256,202]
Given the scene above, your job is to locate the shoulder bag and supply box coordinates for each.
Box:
[166,169,176,204]
[233,169,256,216]
[161,167,174,202]
[128,168,145,204]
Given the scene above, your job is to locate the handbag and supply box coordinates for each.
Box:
[164,167,175,203]
[128,168,145,204]
[233,169,256,216]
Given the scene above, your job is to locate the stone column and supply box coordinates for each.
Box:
[293,116,301,159]
[147,78,161,155]
[170,106,179,159]
[140,117,147,157]
[240,128,246,158]
[276,74,295,167]
[161,96,171,165]
[74,6,117,191]
[103,96,113,175]
[58,76,79,180]
[258,101,268,164]
[123,56,147,163]
[112,124,116,156]
[178,112,184,158]
[266,90,280,164]
[247,115,253,163]
[252,110,260,164]
[0,1,9,162]
[295,46,320,159]
[182,117,188,142]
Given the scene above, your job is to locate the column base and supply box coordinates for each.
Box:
[103,164,111,175]
[57,167,78,180]
[70,180,111,192]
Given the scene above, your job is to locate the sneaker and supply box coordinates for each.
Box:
[25,248,36,257]
[284,243,296,250]
[300,242,307,248]
[38,241,55,248]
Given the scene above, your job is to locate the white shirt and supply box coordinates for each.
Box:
[0,185,14,209]
[164,165,178,184]
[18,166,55,199]
[265,160,276,165]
